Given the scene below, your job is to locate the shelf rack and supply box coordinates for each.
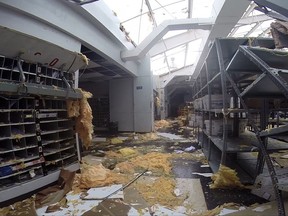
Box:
[0,55,80,203]
[192,37,288,216]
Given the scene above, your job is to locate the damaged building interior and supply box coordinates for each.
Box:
[2,0,288,215]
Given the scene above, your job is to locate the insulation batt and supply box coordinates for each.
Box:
[67,89,93,149]
[210,165,244,189]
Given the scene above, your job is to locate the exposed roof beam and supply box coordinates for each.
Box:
[229,2,257,36]
[188,0,193,18]
[121,18,214,61]
[193,0,250,78]
[244,21,263,37]
[149,29,208,57]
[258,26,271,37]
[238,14,272,25]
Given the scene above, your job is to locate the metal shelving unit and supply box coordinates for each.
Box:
[192,37,288,216]
[0,55,80,203]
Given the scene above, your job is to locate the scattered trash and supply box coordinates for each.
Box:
[0,196,37,216]
[280,154,288,159]
[80,184,124,200]
[252,205,272,212]
[200,164,210,168]
[209,165,244,189]
[118,148,138,157]
[118,136,129,141]
[135,177,184,208]
[174,188,182,197]
[77,164,127,189]
[146,204,187,216]
[157,132,184,140]
[116,152,171,175]
[154,120,171,129]
[110,137,123,145]
[174,150,184,154]
[184,146,196,152]
[192,172,213,178]
[92,137,107,142]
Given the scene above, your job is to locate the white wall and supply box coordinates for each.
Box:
[133,56,154,132]
[109,56,154,132]
[109,78,134,131]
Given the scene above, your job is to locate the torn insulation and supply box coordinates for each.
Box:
[210,165,244,189]
[67,89,93,149]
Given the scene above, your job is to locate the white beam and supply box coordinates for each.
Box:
[238,14,272,25]
[159,65,194,88]
[244,22,263,37]
[149,29,208,57]
[121,18,215,61]
[193,0,250,78]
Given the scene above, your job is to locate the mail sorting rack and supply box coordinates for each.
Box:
[0,55,74,88]
[0,97,42,189]
[38,98,76,173]
[0,96,77,190]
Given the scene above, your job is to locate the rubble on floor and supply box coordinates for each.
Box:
[154,119,171,130]
[209,165,244,189]
[0,118,269,216]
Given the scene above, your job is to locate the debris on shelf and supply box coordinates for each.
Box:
[154,119,171,129]
[67,88,93,149]
[209,165,244,189]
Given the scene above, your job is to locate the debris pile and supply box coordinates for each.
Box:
[135,177,184,208]
[154,120,171,130]
[210,165,244,189]
[116,152,172,175]
[137,132,159,141]
[76,164,128,189]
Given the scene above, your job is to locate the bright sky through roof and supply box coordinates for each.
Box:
[103,0,272,75]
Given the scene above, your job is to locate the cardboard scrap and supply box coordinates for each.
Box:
[35,169,75,208]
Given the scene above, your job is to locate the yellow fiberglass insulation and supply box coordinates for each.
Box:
[66,100,80,118]
[78,164,128,189]
[209,165,244,189]
[67,89,93,150]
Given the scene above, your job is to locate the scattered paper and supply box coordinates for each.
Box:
[184,146,195,152]
[157,132,184,140]
[174,150,184,154]
[173,188,181,197]
[252,205,272,212]
[81,184,123,199]
[192,172,213,177]
[92,137,107,142]
[200,164,210,168]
